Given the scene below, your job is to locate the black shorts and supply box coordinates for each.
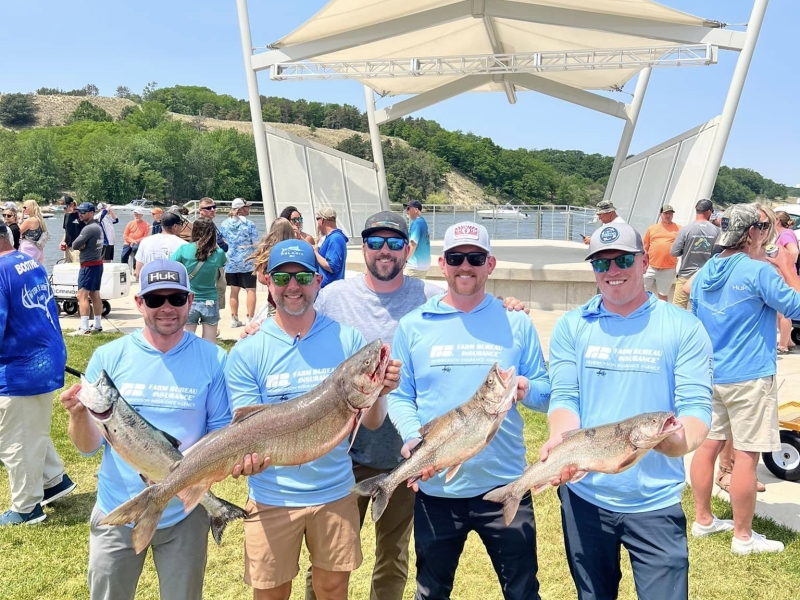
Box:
[78,265,103,292]
[225,272,257,289]
[102,245,114,261]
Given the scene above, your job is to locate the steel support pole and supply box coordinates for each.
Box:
[698,0,769,200]
[236,0,277,226]
[364,85,390,211]
[604,67,652,201]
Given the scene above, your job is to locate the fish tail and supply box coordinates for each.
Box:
[352,473,393,522]
[483,485,522,526]
[100,486,167,554]
[207,496,248,546]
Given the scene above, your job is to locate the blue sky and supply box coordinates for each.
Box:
[1,1,796,185]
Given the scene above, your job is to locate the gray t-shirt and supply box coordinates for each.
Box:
[71,220,104,263]
[671,220,720,278]
[315,274,443,469]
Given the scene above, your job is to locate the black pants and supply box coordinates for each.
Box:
[558,486,689,600]
[120,244,137,266]
[414,490,540,600]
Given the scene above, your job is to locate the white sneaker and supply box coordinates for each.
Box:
[731,531,785,555]
[691,515,734,537]
[231,316,245,328]
[68,328,92,337]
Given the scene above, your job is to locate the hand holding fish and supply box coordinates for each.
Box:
[400,437,441,492]
[379,359,402,396]
[230,453,271,479]
[60,383,87,416]
[515,377,529,402]
[538,435,579,487]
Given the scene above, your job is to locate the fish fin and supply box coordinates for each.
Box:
[532,482,552,496]
[232,405,266,424]
[616,450,645,472]
[157,429,182,450]
[483,485,521,526]
[444,464,462,483]
[177,483,213,513]
[205,494,248,546]
[561,429,582,440]
[351,473,393,522]
[100,487,166,554]
[347,410,366,453]
[569,470,589,484]
[418,421,435,438]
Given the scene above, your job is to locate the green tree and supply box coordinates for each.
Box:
[126,102,168,131]
[115,86,132,99]
[68,100,113,124]
[335,135,372,161]
[0,93,37,127]
[0,130,61,199]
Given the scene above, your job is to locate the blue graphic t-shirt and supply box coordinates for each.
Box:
[407,217,431,271]
[0,252,66,395]
[318,229,348,288]
[86,331,231,529]
[219,217,259,274]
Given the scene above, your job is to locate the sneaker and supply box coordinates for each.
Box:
[0,504,46,526]
[68,328,92,336]
[231,316,245,328]
[42,474,77,507]
[731,531,785,555]
[691,515,734,537]
[91,326,103,334]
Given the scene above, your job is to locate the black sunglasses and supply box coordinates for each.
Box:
[270,271,316,286]
[200,205,217,210]
[444,251,488,267]
[753,221,770,231]
[365,236,406,251]
[590,253,637,273]
[2,213,12,218]
[142,292,190,309]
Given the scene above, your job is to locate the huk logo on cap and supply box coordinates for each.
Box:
[599,227,620,243]
[453,224,479,240]
[148,271,179,284]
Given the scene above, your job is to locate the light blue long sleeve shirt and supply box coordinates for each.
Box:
[548,293,713,513]
[691,252,800,384]
[226,313,365,507]
[86,331,231,528]
[388,293,550,498]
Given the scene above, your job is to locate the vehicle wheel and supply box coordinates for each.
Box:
[762,431,800,481]
[791,327,800,346]
[62,300,79,315]
[101,300,111,317]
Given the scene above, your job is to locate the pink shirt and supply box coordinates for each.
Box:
[776,229,797,249]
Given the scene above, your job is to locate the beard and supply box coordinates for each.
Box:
[366,253,403,282]
[143,311,184,337]
[274,293,313,316]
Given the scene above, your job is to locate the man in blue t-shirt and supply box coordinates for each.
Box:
[388,222,551,600]
[403,200,430,279]
[59,260,267,600]
[314,207,348,288]
[546,223,713,600]
[226,240,395,600]
[0,223,73,526]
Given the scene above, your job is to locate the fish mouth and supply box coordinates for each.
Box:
[354,342,392,400]
[659,413,682,436]
[486,364,517,415]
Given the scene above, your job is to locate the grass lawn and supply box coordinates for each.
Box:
[1,334,798,599]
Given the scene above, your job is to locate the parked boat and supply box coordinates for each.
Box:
[109,198,155,213]
[477,203,529,220]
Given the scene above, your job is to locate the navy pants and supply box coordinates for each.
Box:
[414,490,540,600]
[558,486,688,600]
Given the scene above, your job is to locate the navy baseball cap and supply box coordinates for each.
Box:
[138,260,191,296]
[267,240,318,273]
[361,211,409,240]
[77,202,95,213]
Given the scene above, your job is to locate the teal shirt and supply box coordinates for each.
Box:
[170,245,227,301]
[407,217,431,271]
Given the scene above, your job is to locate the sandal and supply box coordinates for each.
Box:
[715,465,766,493]
[778,347,790,355]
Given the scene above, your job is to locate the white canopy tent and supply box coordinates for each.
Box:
[235,0,769,224]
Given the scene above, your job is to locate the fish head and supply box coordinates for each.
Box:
[628,412,683,449]
[77,370,121,422]
[344,339,392,410]
[477,363,517,416]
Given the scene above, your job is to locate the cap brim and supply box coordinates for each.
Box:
[442,242,491,253]
[715,230,746,248]
[138,282,191,296]
[361,226,409,240]
[585,245,643,261]
[268,259,317,273]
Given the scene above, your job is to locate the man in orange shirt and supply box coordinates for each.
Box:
[643,205,681,301]
[120,208,150,280]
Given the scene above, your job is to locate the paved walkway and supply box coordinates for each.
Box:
[60,286,800,532]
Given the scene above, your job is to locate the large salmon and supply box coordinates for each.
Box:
[77,371,247,545]
[483,412,683,525]
[101,339,391,553]
[353,363,517,521]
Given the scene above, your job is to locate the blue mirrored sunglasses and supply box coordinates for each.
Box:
[364,236,406,251]
[590,253,637,273]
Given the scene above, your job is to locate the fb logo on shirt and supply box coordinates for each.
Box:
[430,345,454,358]
[585,346,611,360]
[266,373,290,388]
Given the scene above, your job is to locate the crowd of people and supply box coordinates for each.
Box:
[0,194,795,600]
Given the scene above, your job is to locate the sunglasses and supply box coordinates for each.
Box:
[200,205,217,210]
[2,213,13,218]
[290,217,303,224]
[590,253,637,273]
[444,251,488,267]
[141,292,190,308]
[270,271,316,286]
[753,221,770,231]
[364,236,406,251]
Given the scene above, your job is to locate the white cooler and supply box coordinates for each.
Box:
[51,263,131,316]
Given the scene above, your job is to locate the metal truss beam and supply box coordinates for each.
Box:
[483,0,746,52]
[504,73,629,119]
[271,45,716,81]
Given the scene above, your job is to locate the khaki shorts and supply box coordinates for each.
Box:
[643,266,675,297]
[672,276,691,310]
[242,494,362,589]
[708,376,781,452]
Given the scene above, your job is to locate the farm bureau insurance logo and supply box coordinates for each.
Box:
[600,227,620,244]
[453,224,479,240]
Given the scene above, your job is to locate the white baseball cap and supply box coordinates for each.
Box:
[231,198,250,210]
[442,222,491,253]
[133,207,145,215]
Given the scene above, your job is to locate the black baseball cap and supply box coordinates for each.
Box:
[404,200,422,210]
[695,199,713,212]
[361,211,409,240]
[162,211,183,228]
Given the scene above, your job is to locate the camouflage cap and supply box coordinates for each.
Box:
[717,204,760,248]
[595,200,617,215]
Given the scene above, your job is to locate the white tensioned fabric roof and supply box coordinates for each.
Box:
[270,0,722,96]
